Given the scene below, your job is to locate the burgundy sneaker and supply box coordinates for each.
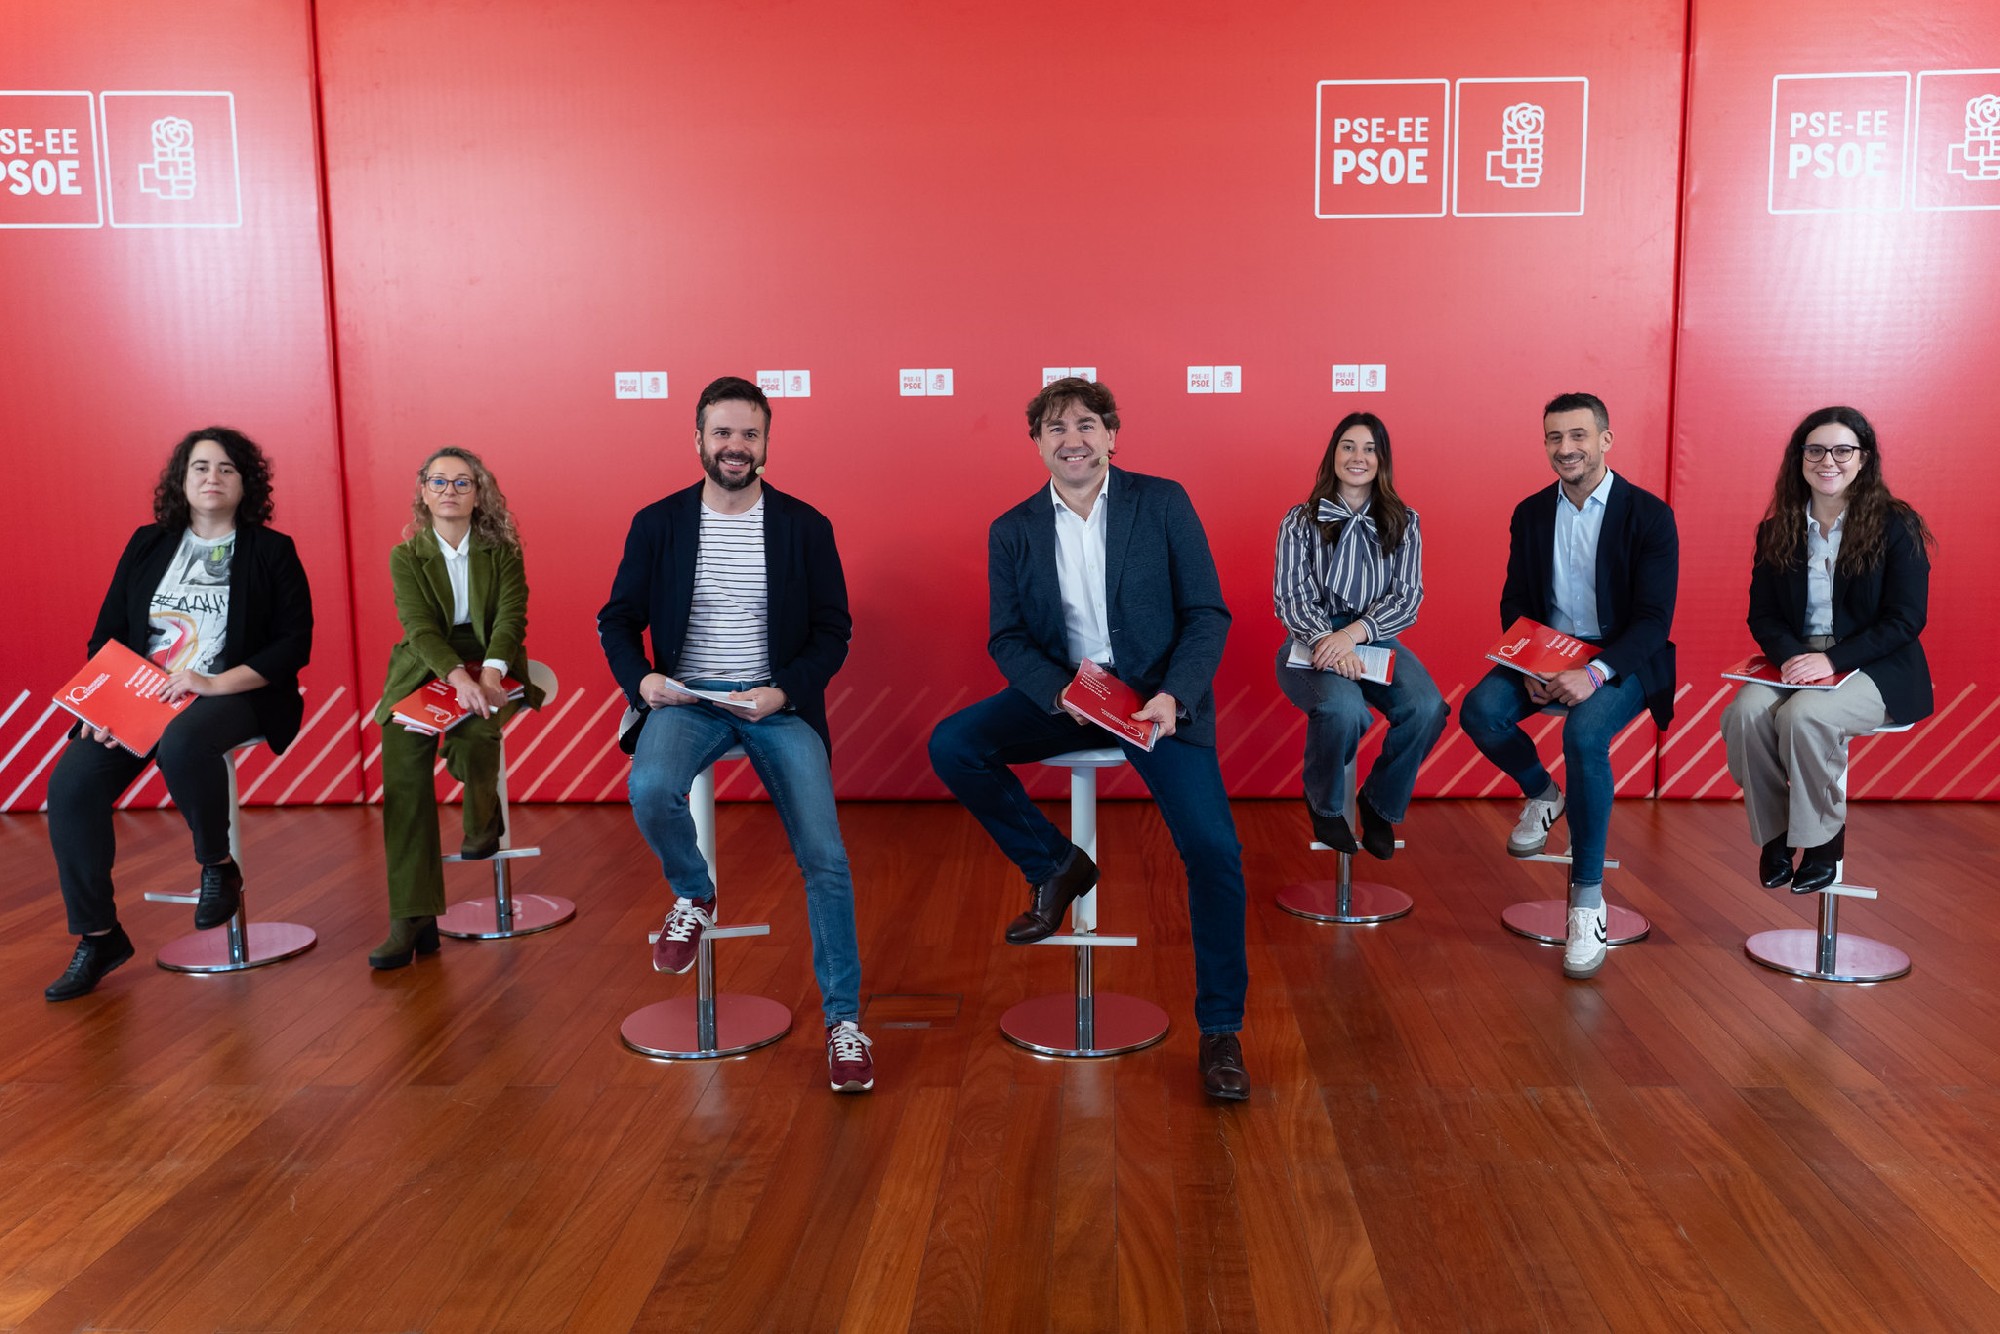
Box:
[827,1021,875,1093]
[651,897,713,974]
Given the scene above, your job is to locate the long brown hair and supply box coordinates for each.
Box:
[1305,412,1410,555]
[403,446,521,550]
[1754,406,1934,573]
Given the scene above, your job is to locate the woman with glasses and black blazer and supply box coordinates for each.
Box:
[1720,406,1935,894]
[370,447,542,968]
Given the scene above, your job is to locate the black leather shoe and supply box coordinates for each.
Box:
[44,926,136,1001]
[1005,846,1097,944]
[1357,793,1397,861]
[1308,799,1360,853]
[1199,1032,1250,1101]
[1759,833,1794,889]
[1792,826,1845,894]
[460,811,505,860]
[193,859,243,930]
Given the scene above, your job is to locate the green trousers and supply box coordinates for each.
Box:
[379,627,517,918]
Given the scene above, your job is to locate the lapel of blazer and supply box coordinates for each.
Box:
[220,526,252,663]
[467,537,494,638]
[1019,484,1065,649]
[761,486,789,656]
[1593,474,1629,633]
[414,535,454,625]
[669,485,701,640]
[1103,467,1139,611]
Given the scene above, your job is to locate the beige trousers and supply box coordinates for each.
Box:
[1720,663,1887,848]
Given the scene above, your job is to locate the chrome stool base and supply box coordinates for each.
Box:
[1501,900,1652,946]
[156,920,317,973]
[621,994,793,1059]
[1000,992,1170,1058]
[1745,929,1910,983]
[437,888,575,940]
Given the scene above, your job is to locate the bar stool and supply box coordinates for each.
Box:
[1746,722,1912,983]
[144,740,317,972]
[1500,703,1651,947]
[1277,754,1411,924]
[999,747,1169,1058]
[437,660,575,940]
[621,744,792,1058]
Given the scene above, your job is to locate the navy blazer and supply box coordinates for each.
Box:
[1499,474,1679,729]
[988,467,1231,747]
[598,482,852,755]
[1747,510,1931,724]
[86,523,315,752]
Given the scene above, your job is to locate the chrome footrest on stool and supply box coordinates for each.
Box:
[1000,749,1169,1059]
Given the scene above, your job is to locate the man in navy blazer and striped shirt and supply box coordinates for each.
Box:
[599,376,876,1093]
[928,378,1252,1100]
[1461,392,1679,982]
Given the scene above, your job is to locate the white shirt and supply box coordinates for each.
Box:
[433,529,510,674]
[1550,468,1616,679]
[676,497,771,681]
[1805,510,1844,638]
[1050,473,1113,669]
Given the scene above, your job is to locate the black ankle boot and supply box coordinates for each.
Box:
[1758,833,1794,889]
[1792,826,1845,894]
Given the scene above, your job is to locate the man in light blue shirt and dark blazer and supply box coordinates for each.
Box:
[927,377,1251,1100]
[1460,391,1679,981]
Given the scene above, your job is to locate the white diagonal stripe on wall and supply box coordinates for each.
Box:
[274,709,362,805]
[494,688,583,776]
[1890,687,1996,800]
[0,701,60,788]
[8,733,73,811]
[243,687,347,802]
[520,687,626,802]
[0,689,31,737]
[1854,683,1972,798]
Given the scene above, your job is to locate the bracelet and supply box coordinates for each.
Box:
[1584,664,1604,688]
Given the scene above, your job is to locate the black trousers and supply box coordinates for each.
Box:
[46,694,264,935]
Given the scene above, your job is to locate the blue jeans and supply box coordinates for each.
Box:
[1273,637,1450,824]
[927,688,1248,1034]
[627,682,861,1026]
[1459,666,1647,885]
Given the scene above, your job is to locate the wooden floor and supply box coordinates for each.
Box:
[2,796,1999,1333]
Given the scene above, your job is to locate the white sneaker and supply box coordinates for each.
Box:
[1507,789,1566,857]
[1563,904,1608,979]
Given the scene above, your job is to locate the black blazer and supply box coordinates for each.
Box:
[1747,510,1932,724]
[86,523,315,752]
[598,482,851,755]
[1499,474,1679,729]
[987,466,1231,747]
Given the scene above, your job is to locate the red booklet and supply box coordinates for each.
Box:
[53,641,195,755]
[1720,653,1851,691]
[390,666,526,735]
[1485,617,1600,682]
[1059,660,1161,752]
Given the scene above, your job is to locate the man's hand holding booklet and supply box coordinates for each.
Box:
[1059,660,1161,751]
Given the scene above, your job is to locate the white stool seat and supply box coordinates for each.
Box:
[438,659,576,940]
[143,739,317,973]
[1501,701,1651,947]
[622,742,792,1059]
[1746,721,1913,983]
[997,748,1168,1058]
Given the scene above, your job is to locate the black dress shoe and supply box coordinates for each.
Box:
[1759,833,1794,889]
[1308,800,1360,853]
[193,859,243,930]
[44,925,136,1001]
[1199,1032,1250,1101]
[1005,846,1098,944]
[1357,793,1397,861]
[1791,826,1845,894]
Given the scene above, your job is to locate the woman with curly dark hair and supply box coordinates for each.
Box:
[369,446,541,969]
[43,427,313,1000]
[1720,406,1935,894]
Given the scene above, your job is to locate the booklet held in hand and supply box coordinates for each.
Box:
[1485,618,1600,683]
[1060,660,1161,751]
[53,641,195,755]
[390,666,526,735]
[1720,653,1851,691]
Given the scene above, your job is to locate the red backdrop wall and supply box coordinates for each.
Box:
[1,0,1992,810]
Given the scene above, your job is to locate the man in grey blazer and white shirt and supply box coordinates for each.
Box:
[928,377,1251,1100]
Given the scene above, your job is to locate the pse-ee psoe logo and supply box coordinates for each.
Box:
[1452,78,1588,216]
[100,91,241,227]
[0,91,101,227]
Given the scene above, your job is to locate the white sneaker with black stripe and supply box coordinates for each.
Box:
[1507,789,1566,857]
[1563,903,1608,979]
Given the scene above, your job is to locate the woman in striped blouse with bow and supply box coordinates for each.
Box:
[1274,412,1450,857]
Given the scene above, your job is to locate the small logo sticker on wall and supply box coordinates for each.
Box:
[137,116,196,199]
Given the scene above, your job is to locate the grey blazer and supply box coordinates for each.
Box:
[986,466,1231,747]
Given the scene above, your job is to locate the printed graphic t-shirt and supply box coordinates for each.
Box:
[146,528,234,674]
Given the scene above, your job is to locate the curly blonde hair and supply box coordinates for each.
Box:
[403,446,521,549]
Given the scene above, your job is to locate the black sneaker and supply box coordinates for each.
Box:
[45,926,137,1001]
[194,859,243,930]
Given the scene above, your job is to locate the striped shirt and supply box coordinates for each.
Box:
[675,498,771,680]
[1272,497,1424,647]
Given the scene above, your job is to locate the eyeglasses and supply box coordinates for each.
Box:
[425,476,475,493]
[1802,445,1862,464]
